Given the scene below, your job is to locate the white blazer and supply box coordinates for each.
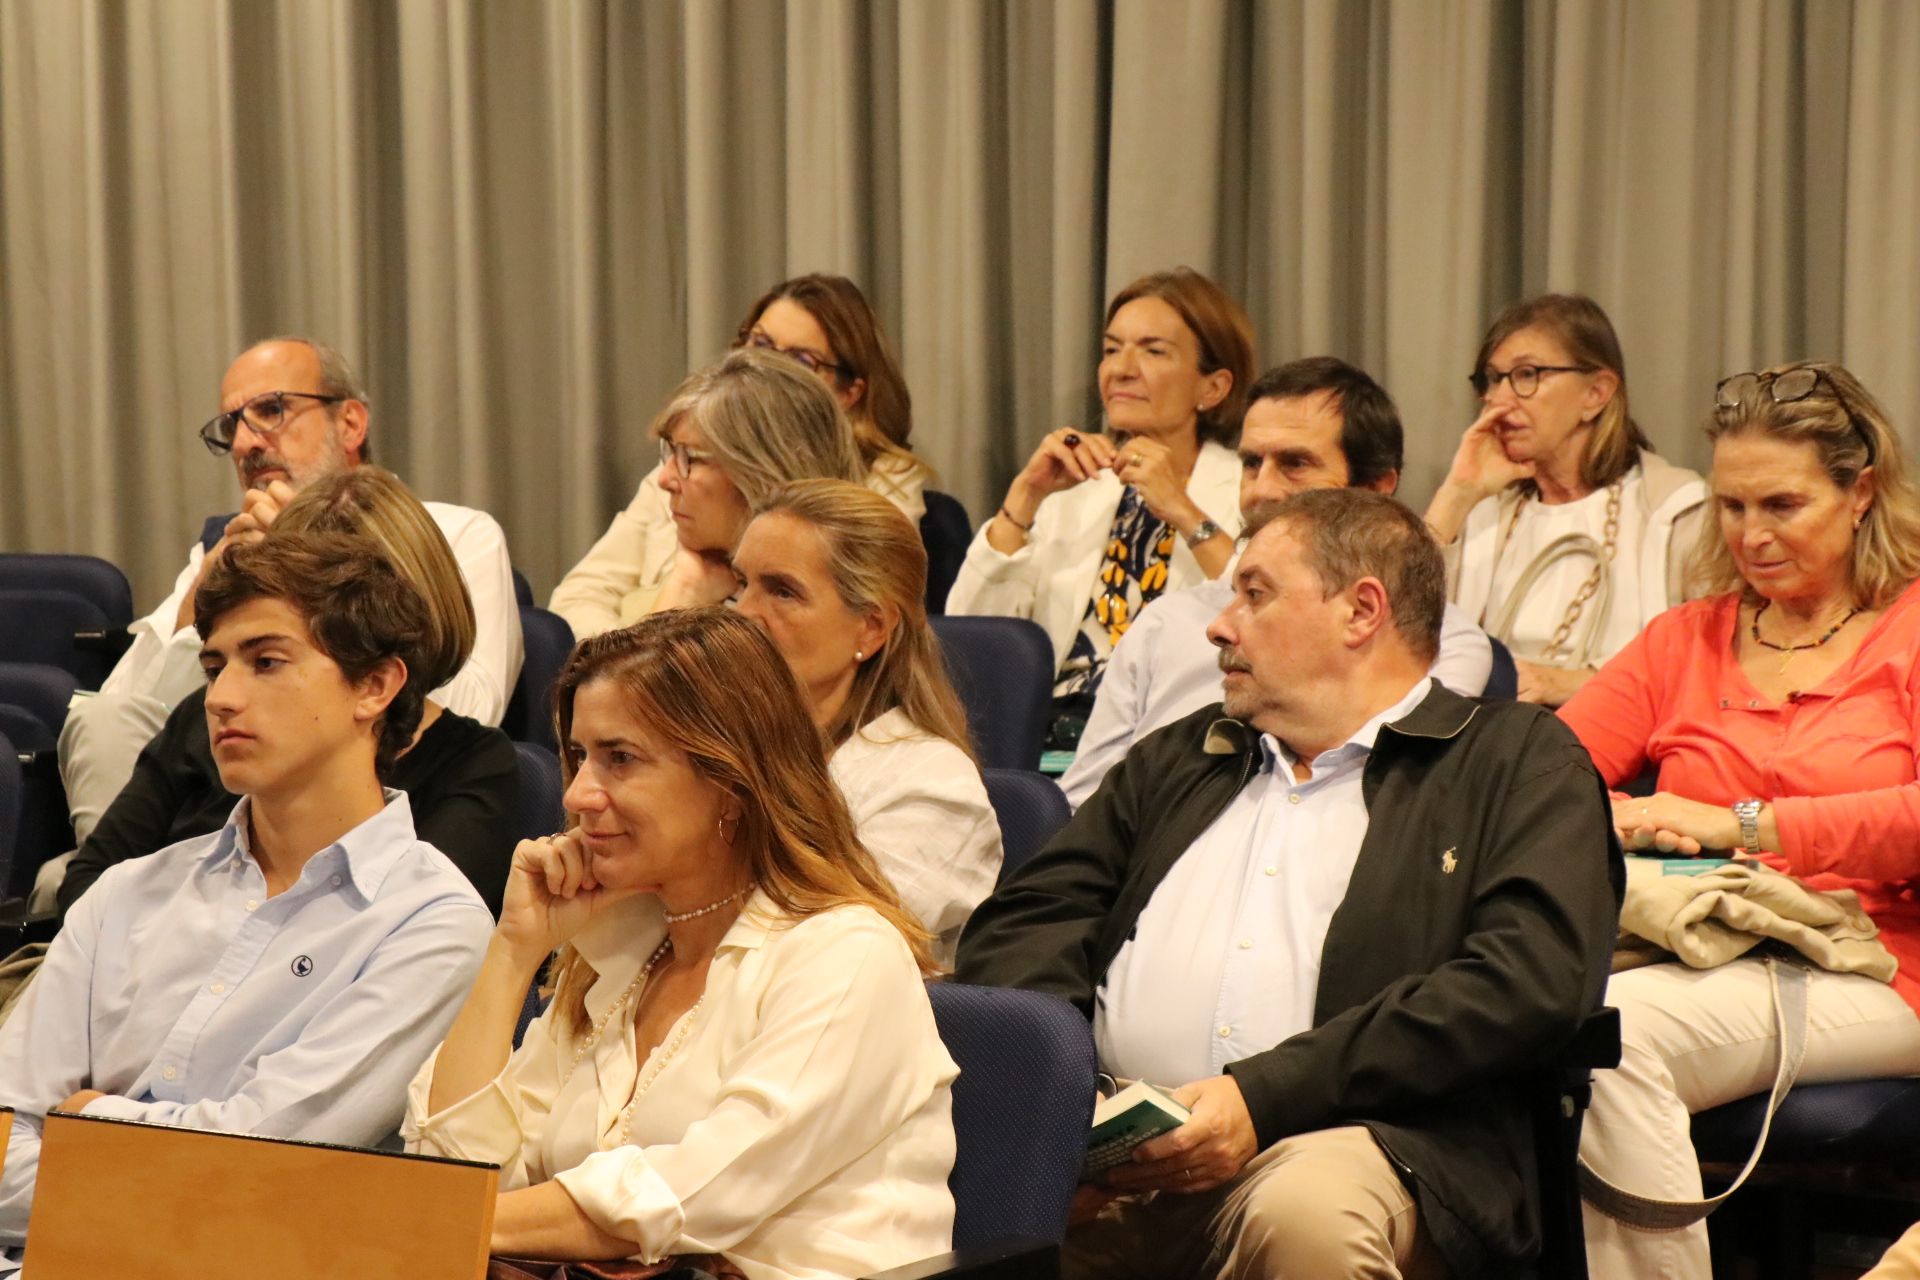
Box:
[945,441,1243,671]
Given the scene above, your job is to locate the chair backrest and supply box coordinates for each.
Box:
[502,605,575,748]
[981,769,1071,885]
[0,663,80,738]
[200,513,234,554]
[0,705,53,755]
[0,731,19,893]
[0,591,117,689]
[25,1111,497,1279]
[1530,1007,1620,1280]
[1484,635,1519,701]
[930,616,1052,771]
[920,491,974,616]
[0,554,133,627]
[511,740,565,848]
[928,983,1097,1248]
[511,567,534,607]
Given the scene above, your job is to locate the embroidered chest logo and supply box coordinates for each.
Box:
[290,955,314,978]
[1441,848,1459,875]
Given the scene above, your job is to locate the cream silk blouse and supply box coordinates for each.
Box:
[404,892,958,1280]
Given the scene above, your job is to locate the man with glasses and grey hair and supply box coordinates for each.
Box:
[50,337,522,907]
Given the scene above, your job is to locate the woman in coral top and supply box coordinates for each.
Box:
[1560,361,1920,1280]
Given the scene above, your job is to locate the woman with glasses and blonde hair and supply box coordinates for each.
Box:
[1559,362,1920,1278]
[53,467,519,916]
[551,284,926,641]
[947,268,1255,748]
[1425,294,1707,706]
[406,609,956,1279]
[733,480,1001,963]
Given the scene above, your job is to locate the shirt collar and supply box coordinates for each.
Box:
[1266,676,1435,776]
[204,789,417,903]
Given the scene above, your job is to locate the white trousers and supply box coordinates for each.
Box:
[55,690,170,847]
[1581,959,1920,1279]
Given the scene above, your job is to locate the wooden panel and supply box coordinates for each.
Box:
[24,1112,496,1279]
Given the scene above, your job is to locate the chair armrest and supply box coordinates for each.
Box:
[71,628,134,661]
[861,1237,1058,1280]
[1560,1008,1622,1074]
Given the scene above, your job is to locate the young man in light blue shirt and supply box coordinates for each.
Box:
[0,531,493,1262]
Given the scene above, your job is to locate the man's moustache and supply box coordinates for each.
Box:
[1217,651,1251,675]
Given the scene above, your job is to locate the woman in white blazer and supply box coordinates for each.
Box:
[1423,293,1707,706]
[734,480,1001,965]
[945,268,1255,746]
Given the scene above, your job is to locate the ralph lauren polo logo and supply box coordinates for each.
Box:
[291,955,314,978]
[1441,847,1459,875]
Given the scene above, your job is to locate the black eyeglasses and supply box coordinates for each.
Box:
[1715,368,1877,468]
[745,332,851,379]
[199,391,345,455]
[1469,363,1596,399]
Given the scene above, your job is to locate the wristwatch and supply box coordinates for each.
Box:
[1731,798,1764,854]
[1184,518,1222,549]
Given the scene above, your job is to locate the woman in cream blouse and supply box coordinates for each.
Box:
[733,480,1002,964]
[405,609,956,1280]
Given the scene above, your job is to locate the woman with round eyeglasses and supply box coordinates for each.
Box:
[549,348,866,637]
[946,268,1255,747]
[733,274,932,523]
[1558,361,1920,1278]
[1424,294,1707,706]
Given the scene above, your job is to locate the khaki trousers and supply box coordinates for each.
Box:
[1062,1126,1447,1280]
[1868,1223,1920,1279]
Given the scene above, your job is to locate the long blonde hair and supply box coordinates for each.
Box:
[650,348,865,515]
[273,467,476,692]
[757,480,975,758]
[544,609,937,1036]
[1694,360,1920,609]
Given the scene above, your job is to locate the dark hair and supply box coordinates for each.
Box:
[1105,268,1257,445]
[733,275,922,480]
[1472,294,1648,491]
[1245,357,1403,490]
[1244,489,1445,661]
[194,532,432,772]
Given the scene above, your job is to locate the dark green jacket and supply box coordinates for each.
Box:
[955,684,1623,1276]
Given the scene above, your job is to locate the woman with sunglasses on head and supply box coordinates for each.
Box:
[549,349,865,637]
[1425,294,1707,706]
[733,481,1001,965]
[550,279,925,641]
[1559,362,1920,1279]
[946,268,1254,748]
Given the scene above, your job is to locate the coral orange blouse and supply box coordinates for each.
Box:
[1560,581,1920,1010]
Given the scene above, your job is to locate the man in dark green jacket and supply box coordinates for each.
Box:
[956,488,1622,1278]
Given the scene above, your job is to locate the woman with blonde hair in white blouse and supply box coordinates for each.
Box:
[405,609,956,1280]
[733,480,1003,964]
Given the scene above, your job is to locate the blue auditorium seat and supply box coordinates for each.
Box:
[930,617,1051,771]
[920,491,973,617]
[503,606,575,749]
[980,769,1070,885]
[1484,635,1519,701]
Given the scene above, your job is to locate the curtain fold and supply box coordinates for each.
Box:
[2,0,1916,604]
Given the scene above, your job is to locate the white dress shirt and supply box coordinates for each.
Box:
[828,708,1003,966]
[405,893,957,1280]
[1060,576,1492,809]
[1094,677,1433,1088]
[946,442,1243,672]
[107,500,524,727]
[0,792,491,1262]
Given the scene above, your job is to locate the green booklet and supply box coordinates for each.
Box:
[1084,1081,1191,1179]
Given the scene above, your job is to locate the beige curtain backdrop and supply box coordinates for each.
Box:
[2,0,1916,606]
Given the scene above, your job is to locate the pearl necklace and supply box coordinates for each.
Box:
[664,888,746,924]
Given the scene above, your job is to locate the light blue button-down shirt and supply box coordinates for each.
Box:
[1095,678,1434,1088]
[0,791,491,1259]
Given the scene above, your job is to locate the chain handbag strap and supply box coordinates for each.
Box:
[1485,480,1622,669]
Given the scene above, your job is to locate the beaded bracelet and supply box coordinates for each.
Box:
[997,506,1033,533]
